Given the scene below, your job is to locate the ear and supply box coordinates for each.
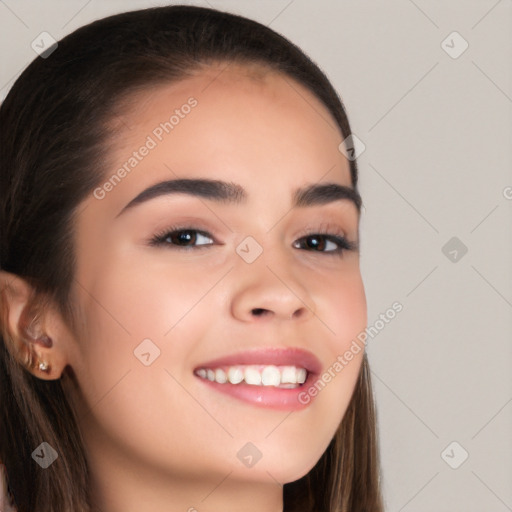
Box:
[0,270,70,381]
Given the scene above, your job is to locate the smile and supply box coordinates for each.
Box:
[192,347,321,410]
[194,364,308,388]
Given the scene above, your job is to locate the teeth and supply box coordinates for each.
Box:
[281,366,298,384]
[215,368,227,384]
[244,367,262,385]
[261,365,281,386]
[195,364,309,388]
[227,366,244,384]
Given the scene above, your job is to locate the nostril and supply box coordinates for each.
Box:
[251,308,266,316]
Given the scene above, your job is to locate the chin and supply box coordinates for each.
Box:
[261,451,324,485]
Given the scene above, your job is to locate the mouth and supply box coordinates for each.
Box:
[194,364,308,389]
[193,347,321,410]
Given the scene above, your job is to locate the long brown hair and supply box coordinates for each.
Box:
[0,5,383,511]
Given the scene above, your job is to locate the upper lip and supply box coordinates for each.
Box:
[194,347,322,375]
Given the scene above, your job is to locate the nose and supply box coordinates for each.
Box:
[230,253,316,323]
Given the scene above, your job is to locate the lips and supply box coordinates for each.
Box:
[192,347,322,410]
[193,346,322,376]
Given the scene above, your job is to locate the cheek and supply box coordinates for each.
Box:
[68,262,230,476]
[321,271,367,413]
[312,265,368,346]
[89,257,210,333]
[74,250,217,359]
[69,251,229,416]
[68,257,179,401]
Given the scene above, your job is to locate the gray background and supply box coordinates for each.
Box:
[1,1,511,510]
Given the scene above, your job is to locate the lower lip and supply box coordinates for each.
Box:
[195,372,318,410]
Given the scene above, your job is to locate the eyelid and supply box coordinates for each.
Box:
[294,221,347,239]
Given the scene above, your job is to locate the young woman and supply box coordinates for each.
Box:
[0,5,383,511]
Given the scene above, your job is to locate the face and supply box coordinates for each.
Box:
[63,63,367,493]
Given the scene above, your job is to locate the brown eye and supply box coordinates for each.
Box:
[293,232,358,255]
[150,227,214,249]
[167,230,196,246]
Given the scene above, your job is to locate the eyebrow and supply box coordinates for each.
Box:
[115,178,362,217]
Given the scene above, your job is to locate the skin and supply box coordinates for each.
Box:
[1,63,367,512]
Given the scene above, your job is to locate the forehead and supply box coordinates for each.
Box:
[92,63,353,216]
[111,62,346,164]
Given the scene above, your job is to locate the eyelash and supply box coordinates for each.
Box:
[148,223,358,256]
